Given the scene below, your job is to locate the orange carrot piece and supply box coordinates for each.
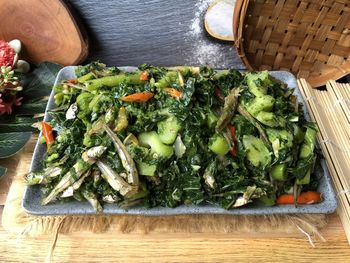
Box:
[276,194,294,205]
[228,125,237,157]
[67,79,77,84]
[164,88,182,98]
[42,121,54,145]
[140,71,149,81]
[121,92,154,102]
[276,191,322,205]
[298,191,322,204]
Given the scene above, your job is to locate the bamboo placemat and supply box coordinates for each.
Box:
[298,79,350,243]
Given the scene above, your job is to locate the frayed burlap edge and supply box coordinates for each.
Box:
[2,139,328,246]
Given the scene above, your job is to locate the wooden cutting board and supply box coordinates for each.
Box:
[0,0,88,65]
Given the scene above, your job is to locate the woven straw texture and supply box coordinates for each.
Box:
[233,0,350,87]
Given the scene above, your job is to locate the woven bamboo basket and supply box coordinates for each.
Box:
[233,0,350,87]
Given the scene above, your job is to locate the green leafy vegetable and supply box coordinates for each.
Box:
[27,64,321,212]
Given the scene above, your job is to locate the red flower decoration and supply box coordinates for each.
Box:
[0,40,15,67]
[0,92,23,115]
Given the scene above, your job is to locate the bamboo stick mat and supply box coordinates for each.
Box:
[1,136,328,246]
[298,79,350,244]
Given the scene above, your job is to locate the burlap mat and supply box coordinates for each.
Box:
[2,137,327,245]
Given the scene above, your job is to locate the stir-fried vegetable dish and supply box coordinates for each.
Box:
[27,63,322,212]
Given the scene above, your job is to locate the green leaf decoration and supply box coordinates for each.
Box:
[21,62,62,102]
[0,123,38,133]
[0,115,14,124]
[0,62,62,164]
[0,115,43,132]
[0,166,7,178]
[0,132,32,158]
[14,102,48,115]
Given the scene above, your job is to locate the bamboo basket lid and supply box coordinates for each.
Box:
[233,0,350,87]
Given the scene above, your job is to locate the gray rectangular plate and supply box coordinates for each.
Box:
[22,66,337,215]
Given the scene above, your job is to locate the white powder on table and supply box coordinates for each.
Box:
[185,0,234,68]
[190,0,213,35]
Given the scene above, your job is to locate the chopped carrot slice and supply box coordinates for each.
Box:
[164,88,182,98]
[229,125,236,140]
[42,121,54,145]
[228,125,237,157]
[276,191,322,205]
[121,92,154,102]
[140,71,149,81]
[67,79,77,84]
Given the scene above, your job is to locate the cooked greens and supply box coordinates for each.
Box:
[27,63,320,212]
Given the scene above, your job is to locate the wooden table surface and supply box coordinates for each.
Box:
[1,147,350,262]
[1,1,349,261]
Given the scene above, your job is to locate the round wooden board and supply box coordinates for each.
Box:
[0,0,88,65]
